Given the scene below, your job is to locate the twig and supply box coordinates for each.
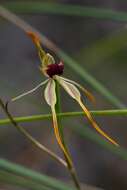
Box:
[0,98,67,168]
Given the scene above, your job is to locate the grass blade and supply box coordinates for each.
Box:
[2,2,127,23]
[1,109,127,126]
[1,110,127,162]
[0,170,51,190]
[0,159,74,190]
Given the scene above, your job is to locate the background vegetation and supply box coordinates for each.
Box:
[1,0,127,189]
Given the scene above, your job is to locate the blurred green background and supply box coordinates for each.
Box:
[1,0,127,189]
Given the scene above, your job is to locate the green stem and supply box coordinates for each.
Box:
[1,109,127,126]
[55,81,64,140]
[0,98,67,168]
[3,2,127,23]
[0,159,74,190]
[55,81,81,190]
[0,171,50,190]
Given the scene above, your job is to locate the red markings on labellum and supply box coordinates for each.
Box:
[46,62,64,77]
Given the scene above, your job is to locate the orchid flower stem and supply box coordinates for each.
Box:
[0,98,67,168]
[55,81,64,140]
[55,81,81,190]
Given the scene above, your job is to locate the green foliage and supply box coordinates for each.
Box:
[0,159,74,190]
[1,109,127,126]
[3,2,127,23]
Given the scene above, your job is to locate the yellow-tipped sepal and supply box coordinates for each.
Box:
[78,100,119,146]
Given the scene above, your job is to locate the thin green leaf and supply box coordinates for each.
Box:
[1,109,127,126]
[1,110,127,162]
[55,81,64,138]
[0,170,50,190]
[0,159,74,190]
[3,2,127,23]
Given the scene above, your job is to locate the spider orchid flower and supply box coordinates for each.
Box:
[10,32,119,163]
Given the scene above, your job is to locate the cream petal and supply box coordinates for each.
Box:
[59,76,95,104]
[44,79,56,107]
[56,76,81,101]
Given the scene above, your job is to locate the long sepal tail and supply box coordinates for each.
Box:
[78,100,119,147]
[51,106,73,166]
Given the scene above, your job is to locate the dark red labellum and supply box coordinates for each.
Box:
[46,62,64,77]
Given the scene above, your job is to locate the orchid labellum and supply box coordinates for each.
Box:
[10,32,119,165]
